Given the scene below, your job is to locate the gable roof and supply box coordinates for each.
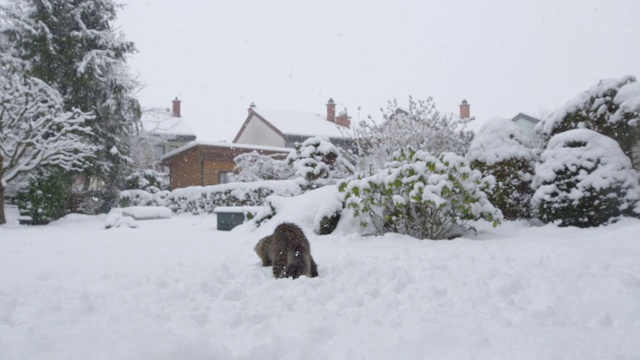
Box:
[140,107,196,138]
[233,107,347,142]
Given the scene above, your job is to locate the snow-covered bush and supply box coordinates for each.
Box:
[468,118,537,220]
[536,75,640,163]
[124,169,169,193]
[340,150,502,240]
[531,129,640,227]
[246,185,344,235]
[287,137,354,190]
[118,189,171,208]
[230,151,294,182]
[118,179,303,214]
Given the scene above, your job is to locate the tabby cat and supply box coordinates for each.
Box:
[254,222,318,279]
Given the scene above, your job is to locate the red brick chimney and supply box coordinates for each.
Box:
[336,111,351,129]
[326,98,336,123]
[172,97,181,117]
[459,99,470,119]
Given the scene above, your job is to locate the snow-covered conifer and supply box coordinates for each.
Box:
[468,118,537,220]
[536,75,640,164]
[287,137,355,190]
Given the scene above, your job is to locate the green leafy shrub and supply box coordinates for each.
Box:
[340,150,502,240]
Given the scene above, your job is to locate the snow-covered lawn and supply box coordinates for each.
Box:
[1,204,639,359]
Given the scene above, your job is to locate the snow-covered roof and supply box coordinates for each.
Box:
[140,107,196,138]
[466,114,539,137]
[161,140,290,160]
[512,113,540,124]
[252,108,347,138]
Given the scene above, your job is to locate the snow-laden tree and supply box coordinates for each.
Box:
[340,150,502,240]
[123,108,181,192]
[531,129,640,227]
[230,151,294,183]
[467,118,537,220]
[287,137,355,190]
[1,0,141,210]
[536,75,640,164]
[350,96,473,172]
[0,55,95,224]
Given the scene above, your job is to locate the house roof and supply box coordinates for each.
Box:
[512,113,540,124]
[140,107,196,138]
[161,140,290,161]
[233,107,348,142]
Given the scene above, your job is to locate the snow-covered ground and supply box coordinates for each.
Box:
[1,203,640,359]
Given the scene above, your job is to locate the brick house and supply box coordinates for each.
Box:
[162,142,289,190]
[163,99,354,190]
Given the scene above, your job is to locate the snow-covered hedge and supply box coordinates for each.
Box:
[467,118,537,220]
[118,179,303,214]
[124,169,170,192]
[340,150,502,240]
[531,129,640,227]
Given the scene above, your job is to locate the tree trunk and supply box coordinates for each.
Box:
[0,185,5,225]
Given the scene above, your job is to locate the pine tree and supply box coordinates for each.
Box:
[1,0,141,212]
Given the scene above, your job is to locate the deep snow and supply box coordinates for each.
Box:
[1,204,640,359]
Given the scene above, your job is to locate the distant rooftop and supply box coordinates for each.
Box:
[251,108,347,138]
[140,107,196,137]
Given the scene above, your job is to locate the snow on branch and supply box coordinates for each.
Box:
[1,59,96,187]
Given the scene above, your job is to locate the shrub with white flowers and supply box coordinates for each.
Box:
[531,129,640,227]
[340,150,502,240]
[230,151,294,182]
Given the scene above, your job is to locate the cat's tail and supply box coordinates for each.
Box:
[284,247,308,279]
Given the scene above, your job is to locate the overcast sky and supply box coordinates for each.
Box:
[116,0,640,142]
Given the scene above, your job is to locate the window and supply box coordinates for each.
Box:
[155,145,165,159]
[218,171,235,184]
